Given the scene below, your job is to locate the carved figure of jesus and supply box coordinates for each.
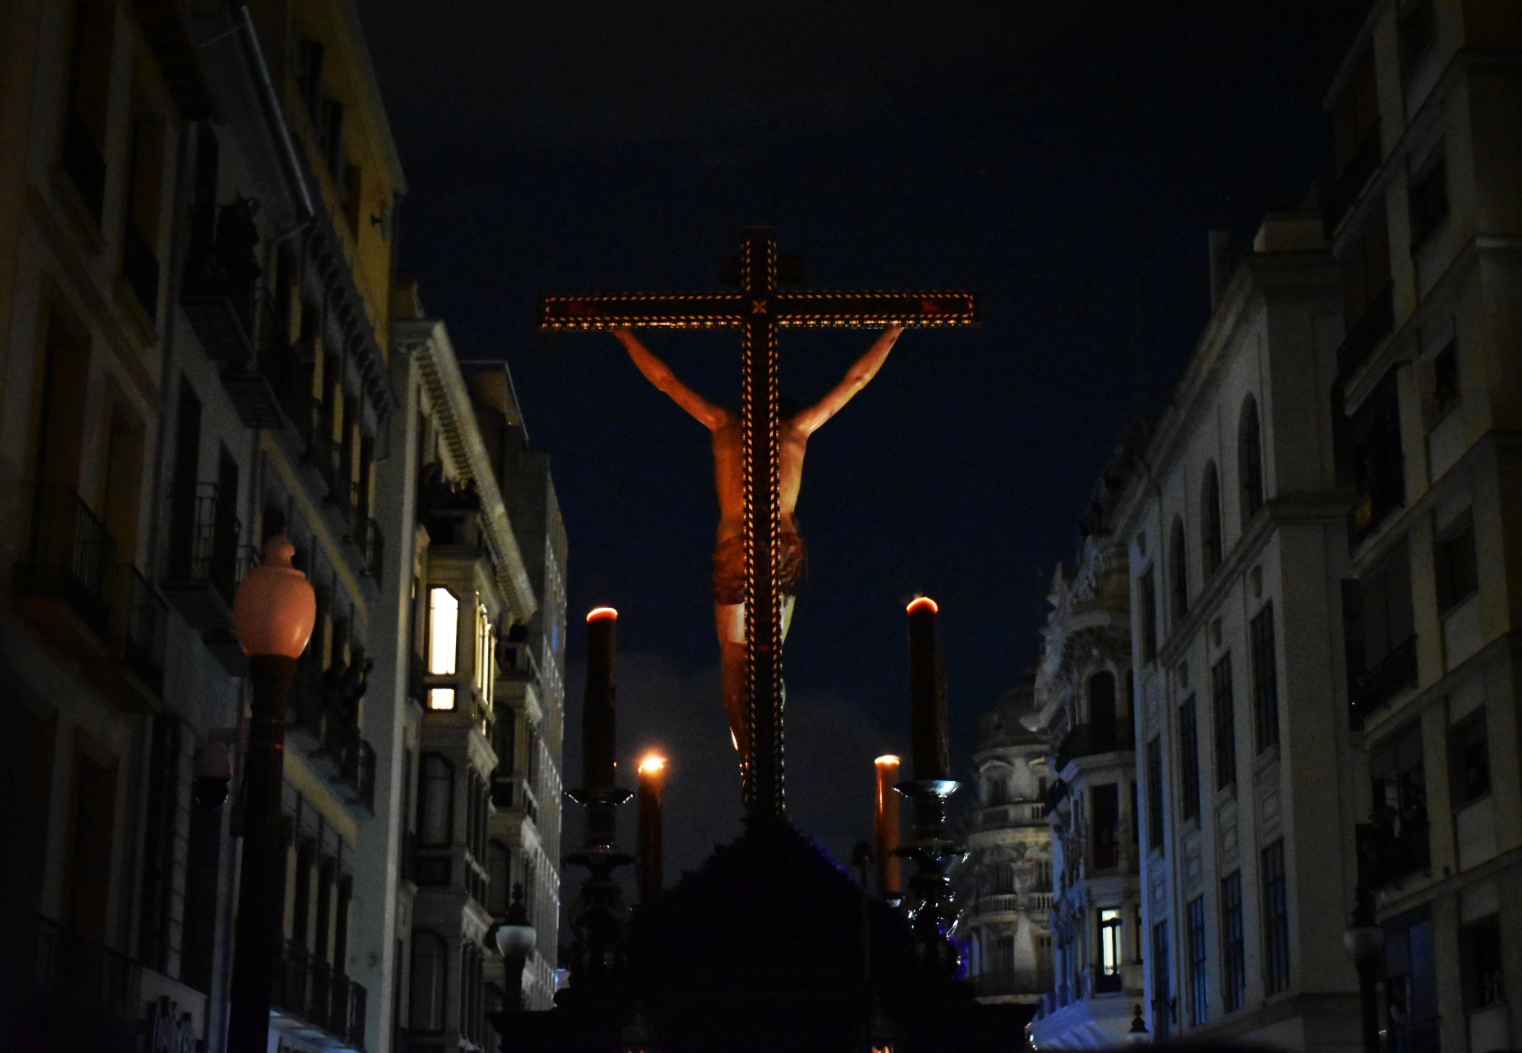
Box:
[614,326,903,754]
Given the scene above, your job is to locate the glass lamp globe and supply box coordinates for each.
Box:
[232,536,316,659]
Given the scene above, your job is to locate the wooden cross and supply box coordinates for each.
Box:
[541,228,977,823]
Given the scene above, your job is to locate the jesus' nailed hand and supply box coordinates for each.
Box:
[612,326,903,758]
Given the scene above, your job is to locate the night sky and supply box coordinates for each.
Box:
[362,1,1369,877]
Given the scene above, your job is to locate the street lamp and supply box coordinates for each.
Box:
[1344,885,1385,1053]
[226,537,316,1053]
[495,883,538,1013]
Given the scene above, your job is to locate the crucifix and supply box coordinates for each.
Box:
[542,228,976,823]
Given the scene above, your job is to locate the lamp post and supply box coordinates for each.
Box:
[1344,885,1385,1053]
[495,883,538,1013]
[226,537,316,1053]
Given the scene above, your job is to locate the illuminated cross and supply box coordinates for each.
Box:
[541,228,977,823]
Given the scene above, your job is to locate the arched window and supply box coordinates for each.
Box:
[417,753,454,846]
[1088,671,1117,747]
[1201,461,1223,575]
[409,931,447,1033]
[1170,517,1189,624]
[1238,396,1264,527]
[969,930,984,975]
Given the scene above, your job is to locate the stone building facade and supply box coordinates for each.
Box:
[958,678,1055,1007]
[1323,2,1522,1050]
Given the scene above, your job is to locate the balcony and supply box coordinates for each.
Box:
[288,658,377,815]
[14,485,117,652]
[181,263,261,364]
[496,639,540,682]
[971,968,1055,1000]
[1054,722,1135,772]
[1322,118,1382,236]
[1357,819,1430,890]
[272,941,368,1050]
[973,803,1047,830]
[1337,283,1394,380]
[1351,636,1418,720]
[30,915,140,1045]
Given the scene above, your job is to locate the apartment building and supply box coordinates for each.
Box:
[1324,2,1522,1050]
[1028,425,1147,1049]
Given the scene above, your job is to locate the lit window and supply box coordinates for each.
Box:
[428,587,458,675]
[1100,908,1123,976]
[428,688,456,712]
[476,600,494,708]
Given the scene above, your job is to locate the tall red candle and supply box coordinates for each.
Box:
[907,597,948,782]
[637,753,666,904]
[874,755,902,899]
[583,607,618,789]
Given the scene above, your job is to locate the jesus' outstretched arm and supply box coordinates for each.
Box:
[614,329,728,430]
[789,327,903,435]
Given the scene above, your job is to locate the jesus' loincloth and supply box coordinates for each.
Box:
[712,531,806,606]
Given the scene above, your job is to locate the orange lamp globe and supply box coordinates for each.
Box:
[233,536,317,659]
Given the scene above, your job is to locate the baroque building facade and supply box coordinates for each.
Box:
[1027,427,1146,1049]
[957,678,1055,1008]
[1323,1,1522,1050]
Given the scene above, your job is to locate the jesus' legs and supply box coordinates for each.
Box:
[716,597,795,758]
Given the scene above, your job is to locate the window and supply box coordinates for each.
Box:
[1238,397,1264,526]
[992,862,1016,894]
[1250,604,1279,753]
[137,717,181,973]
[1332,49,1379,182]
[1347,375,1404,543]
[1211,655,1236,791]
[63,0,116,224]
[1201,463,1223,575]
[417,753,454,846]
[1186,896,1208,1026]
[1139,568,1159,663]
[1408,151,1448,249]
[1146,737,1166,852]
[1448,712,1489,809]
[1434,512,1477,615]
[1088,670,1117,744]
[1341,218,1394,374]
[122,82,165,320]
[1169,517,1189,624]
[995,932,1016,974]
[1459,916,1503,1011]
[1178,697,1201,822]
[475,599,495,710]
[409,932,447,1033]
[1099,909,1123,986]
[1221,871,1245,1012]
[1398,0,1436,81]
[427,586,459,675]
[1369,722,1429,887]
[1261,840,1290,994]
[1152,922,1172,1039]
[1420,341,1459,423]
[1092,783,1120,870]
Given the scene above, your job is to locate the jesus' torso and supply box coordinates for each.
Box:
[711,411,807,547]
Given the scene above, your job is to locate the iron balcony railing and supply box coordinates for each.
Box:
[16,484,118,640]
[1351,635,1418,719]
[1054,722,1136,772]
[165,482,241,610]
[111,564,168,694]
[31,915,139,1033]
[1338,283,1395,380]
[288,658,376,813]
[272,941,368,1048]
[1357,818,1430,890]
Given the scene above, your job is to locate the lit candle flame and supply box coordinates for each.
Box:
[906,596,938,614]
[587,606,618,622]
[638,753,667,776]
[874,754,901,767]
